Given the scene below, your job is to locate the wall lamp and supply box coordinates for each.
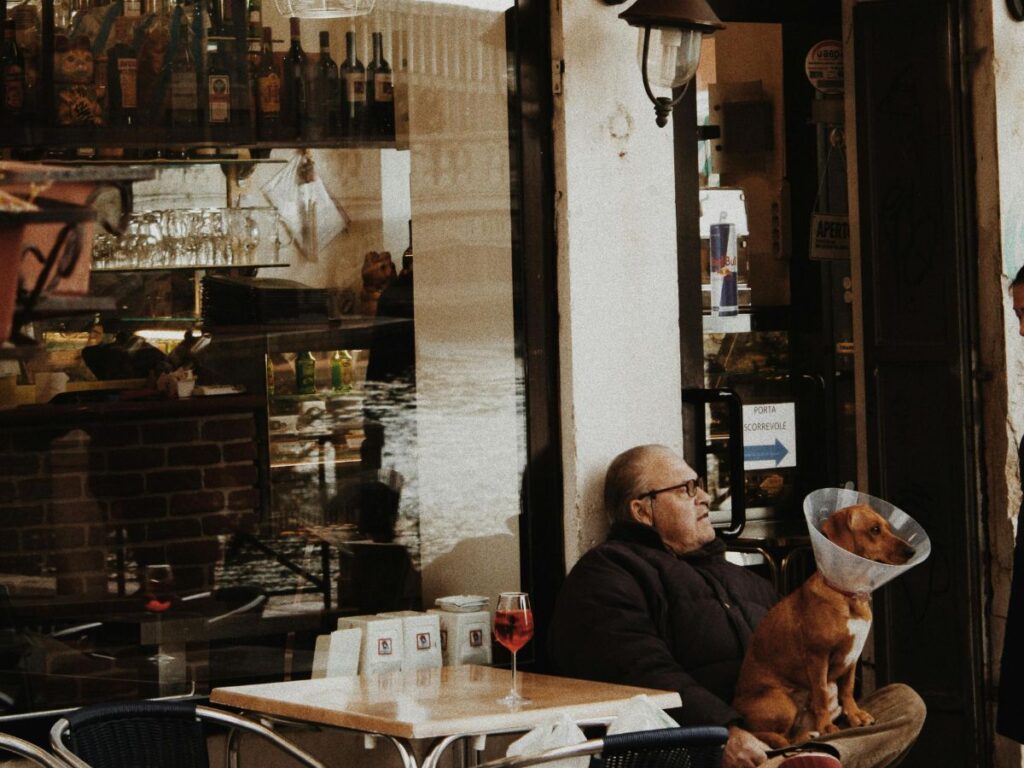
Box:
[604,0,724,127]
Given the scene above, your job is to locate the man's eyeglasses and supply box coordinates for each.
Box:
[639,477,706,501]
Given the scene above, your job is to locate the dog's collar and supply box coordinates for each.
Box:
[821,575,872,601]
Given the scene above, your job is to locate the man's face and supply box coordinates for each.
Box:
[629,452,715,555]
[1013,283,1024,337]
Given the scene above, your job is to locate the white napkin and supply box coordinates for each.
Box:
[505,713,588,768]
[606,694,679,735]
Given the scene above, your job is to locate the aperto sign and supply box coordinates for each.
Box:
[743,403,797,470]
[805,40,844,95]
[810,213,850,260]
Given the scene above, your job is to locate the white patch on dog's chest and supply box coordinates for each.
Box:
[843,617,871,669]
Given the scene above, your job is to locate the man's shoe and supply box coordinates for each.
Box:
[777,753,843,768]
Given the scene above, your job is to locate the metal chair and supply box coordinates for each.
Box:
[476,726,729,768]
[1,731,69,768]
[49,700,327,768]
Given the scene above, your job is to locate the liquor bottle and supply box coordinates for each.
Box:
[11,8,37,122]
[278,16,305,140]
[266,354,275,396]
[254,26,280,140]
[107,24,139,131]
[138,0,170,129]
[169,13,199,130]
[338,30,364,139]
[246,0,261,39]
[308,29,337,140]
[295,351,316,395]
[366,31,393,139]
[206,36,232,133]
[1,24,24,119]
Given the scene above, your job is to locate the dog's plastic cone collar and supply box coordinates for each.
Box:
[803,488,931,594]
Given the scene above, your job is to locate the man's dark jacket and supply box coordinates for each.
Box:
[997,437,1024,742]
[547,521,778,727]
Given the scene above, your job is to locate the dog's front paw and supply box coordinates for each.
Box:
[844,706,875,728]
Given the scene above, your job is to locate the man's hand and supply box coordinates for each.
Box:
[722,725,770,768]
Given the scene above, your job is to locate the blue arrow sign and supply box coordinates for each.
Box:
[744,439,789,466]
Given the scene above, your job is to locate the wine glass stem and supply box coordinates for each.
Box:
[511,650,518,698]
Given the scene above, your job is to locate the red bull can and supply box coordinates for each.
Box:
[710,222,738,317]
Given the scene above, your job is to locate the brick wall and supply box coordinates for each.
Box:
[0,411,261,597]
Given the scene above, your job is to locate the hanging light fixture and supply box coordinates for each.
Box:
[608,0,724,127]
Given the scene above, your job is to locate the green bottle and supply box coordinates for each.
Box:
[330,350,354,393]
[296,351,316,394]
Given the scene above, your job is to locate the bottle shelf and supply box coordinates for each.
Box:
[92,261,291,273]
[5,138,402,156]
[270,392,361,402]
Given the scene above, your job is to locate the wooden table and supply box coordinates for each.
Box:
[211,665,682,768]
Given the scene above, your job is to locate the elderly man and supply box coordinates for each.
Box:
[547,444,925,768]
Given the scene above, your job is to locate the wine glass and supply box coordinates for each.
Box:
[142,564,177,665]
[493,592,534,707]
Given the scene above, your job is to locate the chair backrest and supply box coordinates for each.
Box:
[53,701,209,768]
[51,701,327,768]
[1,730,73,768]
[477,726,729,768]
[595,726,728,768]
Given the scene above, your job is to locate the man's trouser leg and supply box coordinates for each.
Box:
[763,684,926,768]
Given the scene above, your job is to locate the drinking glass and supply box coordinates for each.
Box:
[142,564,177,664]
[493,592,534,707]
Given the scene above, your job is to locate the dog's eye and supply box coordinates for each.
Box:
[870,525,881,535]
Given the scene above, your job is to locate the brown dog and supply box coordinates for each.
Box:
[732,504,916,748]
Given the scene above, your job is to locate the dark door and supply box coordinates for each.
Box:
[854,0,987,763]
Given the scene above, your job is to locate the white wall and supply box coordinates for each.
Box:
[551,1,685,566]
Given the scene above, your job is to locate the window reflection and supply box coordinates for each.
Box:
[0,0,526,715]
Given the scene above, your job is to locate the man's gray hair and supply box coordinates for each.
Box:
[604,444,676,524]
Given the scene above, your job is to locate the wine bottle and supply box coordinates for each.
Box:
[1,24,24,119]
[254,25,281,140]
[246,0,261,39]
[189,0,207,140]
[206,36,232,132]
[169,8,199,130]
[309,29,337,140]
[280,16,305,140]
[366,31,393,139]
[338,29,364,140]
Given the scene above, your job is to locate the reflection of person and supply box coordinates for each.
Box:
[997,268,1024,743]
[547,445,925,768]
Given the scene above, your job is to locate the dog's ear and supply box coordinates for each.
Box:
[822,506,856,550]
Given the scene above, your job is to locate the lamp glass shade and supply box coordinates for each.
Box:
[636,26,702,89]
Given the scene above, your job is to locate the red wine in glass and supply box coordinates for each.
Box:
[494,608,534,653]
[142,564,177,665]
[494,592,533,706]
